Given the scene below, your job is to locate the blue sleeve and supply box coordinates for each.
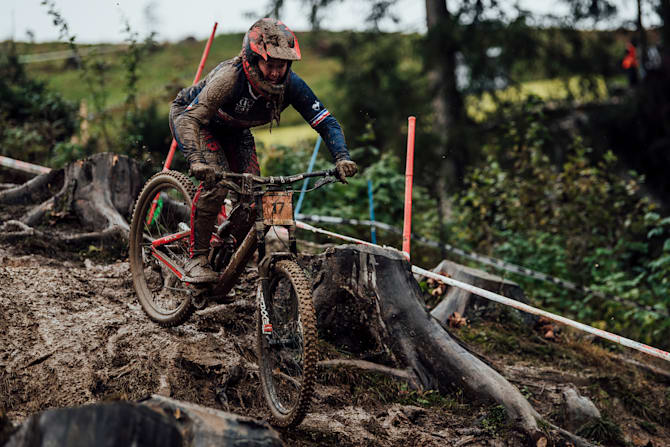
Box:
[286,72,351,161]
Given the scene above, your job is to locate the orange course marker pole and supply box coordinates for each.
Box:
[163,21,218,171]
[402,116,416,259]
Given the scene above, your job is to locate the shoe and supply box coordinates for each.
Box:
[184,255,218,283]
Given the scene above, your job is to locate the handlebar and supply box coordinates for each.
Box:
[217,168,336,184]
[215,168,339,194]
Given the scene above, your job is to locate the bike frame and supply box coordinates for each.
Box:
[147,169,335,300]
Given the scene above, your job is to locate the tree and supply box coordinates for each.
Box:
[424,0,464,221]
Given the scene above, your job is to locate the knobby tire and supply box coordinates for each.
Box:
[257,260,317,427]
[129,170,196,327]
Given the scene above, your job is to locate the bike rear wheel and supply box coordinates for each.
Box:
[257,260,317,427]
[129,170,196,326]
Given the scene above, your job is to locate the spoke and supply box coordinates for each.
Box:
[264,273,305,412]
[136,184,193,314]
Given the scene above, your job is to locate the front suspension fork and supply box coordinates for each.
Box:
[258,278,273,335]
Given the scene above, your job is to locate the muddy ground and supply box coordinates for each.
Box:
[0,204,669,446]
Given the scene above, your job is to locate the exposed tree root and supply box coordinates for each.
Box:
[0,153,143,243]
[317,359,419,385]
[0,169,63,205]
[0,220,127,244]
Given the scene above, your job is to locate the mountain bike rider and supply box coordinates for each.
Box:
[169,18,358,283]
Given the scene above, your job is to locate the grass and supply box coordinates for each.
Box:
[481,405,509,436]
[21,32,340,127]
[15,31,618,148]
[254,123,318,148]
[576,417,626,445]
[466,75,611,122]
[316,365,469,412]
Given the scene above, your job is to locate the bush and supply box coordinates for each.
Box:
[453,97,669,348]
[0,43,80,165]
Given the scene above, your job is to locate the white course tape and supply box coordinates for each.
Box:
[414,266,670,363]
[296,221,379,248]
[296,214,668,318]
[296,219,670,363]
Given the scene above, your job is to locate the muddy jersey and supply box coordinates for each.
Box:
[171,56,350,165]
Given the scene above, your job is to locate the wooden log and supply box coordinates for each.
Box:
[428,259,534,325]
[5,395,283,447]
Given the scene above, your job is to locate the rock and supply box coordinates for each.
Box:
[6,395,283,447]
[562,385,601,431]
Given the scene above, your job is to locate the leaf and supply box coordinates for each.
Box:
[647,227,664,239]
[649,255,670,271]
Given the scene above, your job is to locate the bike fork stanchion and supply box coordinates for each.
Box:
[402,116,416,260]
[146,22,219,225]
[368,179,377,244]
[294,136,322,218]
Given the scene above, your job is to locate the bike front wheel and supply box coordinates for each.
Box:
[257,260,317,427]
[128,170,196,327]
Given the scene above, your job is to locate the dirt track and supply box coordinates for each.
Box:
[0,245,470,446]
[1,239,669,446]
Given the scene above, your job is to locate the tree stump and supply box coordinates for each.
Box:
[0,153,143,244]
[310,244,593,446]
[428,259,534,326]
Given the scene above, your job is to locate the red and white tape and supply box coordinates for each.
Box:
[0,156,52,175]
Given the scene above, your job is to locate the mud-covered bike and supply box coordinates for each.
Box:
[128,167,338,427]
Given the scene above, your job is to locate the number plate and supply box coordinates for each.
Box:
[262,191,294,226]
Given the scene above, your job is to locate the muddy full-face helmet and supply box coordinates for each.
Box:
[242,18,301,98]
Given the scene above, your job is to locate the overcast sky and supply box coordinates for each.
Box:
[2,0,648,44]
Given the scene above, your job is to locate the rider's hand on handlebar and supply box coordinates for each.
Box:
[335,159,358,184]
[189,162,217,186]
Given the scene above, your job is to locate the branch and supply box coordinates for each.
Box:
[0,169,63,205]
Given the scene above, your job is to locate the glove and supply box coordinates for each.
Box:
[189,162,217,186]
[335,159,358,184]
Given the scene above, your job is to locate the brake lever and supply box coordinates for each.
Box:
[312,176,337,190]
[218,179,242,193]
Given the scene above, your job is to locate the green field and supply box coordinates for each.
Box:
[253,123,318,148]
[19,33,339,127]
[16,32,617,147]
